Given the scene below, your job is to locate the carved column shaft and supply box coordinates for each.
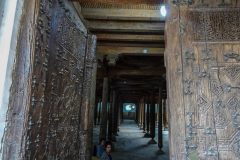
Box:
[94,99,99,126]
[97,101,102,125]
[108,89,114,141]
[163,98,167,130]
[113,94,119,136]
[150,93,156,140]
[158,87,163,149]
[143,98,146,132]
[99,77,109,140]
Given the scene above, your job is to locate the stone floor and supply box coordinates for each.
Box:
[93,120,169,160]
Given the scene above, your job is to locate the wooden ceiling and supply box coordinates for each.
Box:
[72,0,166,102]
[77,0,164,9]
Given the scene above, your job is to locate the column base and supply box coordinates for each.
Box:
[157,149,165,154]
[143,132,151,138]
[148,139,157,144]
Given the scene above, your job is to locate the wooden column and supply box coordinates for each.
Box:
[149,92,156,144]
[158,87,163,150]
[144,96,151,137]
[99,77,109,140]
[111,90,117,141]
[135,103,139,124]
[142,98,146,133]
[94,99,99,126]
[97,100,102,125]
[116,101,121,134]
[108,89,114,141]
[163,98,167,130]
[121,102,123,123]
[139,100,143,129]
[113,93,118,135]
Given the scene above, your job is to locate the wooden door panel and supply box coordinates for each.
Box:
[166,1,240,159]
[25,0,96,159]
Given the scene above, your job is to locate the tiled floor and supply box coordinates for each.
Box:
[93,120,169,160]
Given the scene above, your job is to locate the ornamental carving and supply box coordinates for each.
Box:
[224,65,240,81]
[189,10,240,41]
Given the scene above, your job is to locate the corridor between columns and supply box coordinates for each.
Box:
[112,120,169,160]
[93,119,169,160]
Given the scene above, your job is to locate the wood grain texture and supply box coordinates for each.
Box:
[1,0,96,159]
[166,0,240,159]
[1,0,40,159]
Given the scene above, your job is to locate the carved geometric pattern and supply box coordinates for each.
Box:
[213,100,228,128]
[184,50,195,66]
[172,0,193,5]
[189,10,240,41]
[232,113,240,129]
[210,80,223,97]
[197,94,210,113]
[224,65,240,81]
[231,132,240,159]
[227,96,240,111]
[224,51,240,62]
[201,48,213,62]
[184,79,193,95]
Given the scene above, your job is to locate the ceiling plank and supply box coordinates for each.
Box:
[97,68,166,77]
[81,8,164,21]
[87,20,164,33]
[96,33,164,42]
[97,46,164,55]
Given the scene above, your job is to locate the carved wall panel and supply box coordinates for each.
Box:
[166,1,240,159]
[189,10,240,42]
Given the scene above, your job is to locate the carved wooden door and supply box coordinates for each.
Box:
[25,0,96,159]
[165,1,240,160]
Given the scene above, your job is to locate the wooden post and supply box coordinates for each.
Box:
[144,96,151,137]
[143,98,146,133]
[149,92,156,144]
[139,102,143,129]
[113,96,119,136]
[117,100,121,132]
[111,90,117,141]
[135,103,139,124]
[138,101,142,128]
[158,87,163,150]
[97,100,102,125]
[108,89,114,141]
[94,99,99,126]
[163,98,167,130]
[99,77,109,140]
[121,102,123,123]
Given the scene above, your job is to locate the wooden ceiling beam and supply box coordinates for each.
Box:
[97,42,164,48]
[81,8,164,21]
[97,68,166,77]
[97,46,164,55]
[87,20,164,33]
[96,33,164,42]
